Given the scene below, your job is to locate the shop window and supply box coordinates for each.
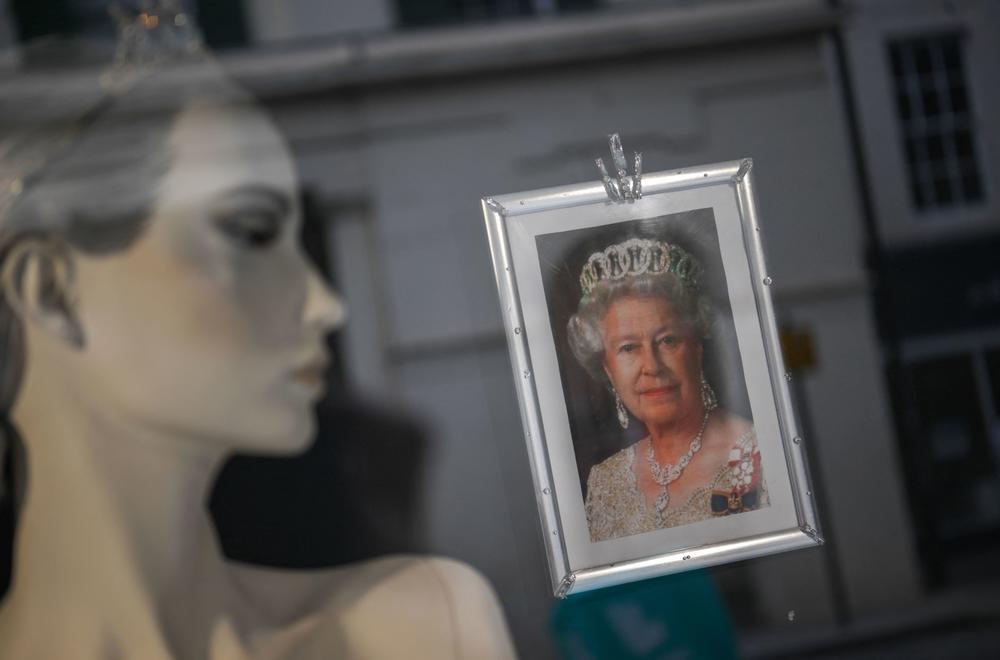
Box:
[986,348,1000,418]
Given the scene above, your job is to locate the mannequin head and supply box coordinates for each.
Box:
[0,58,344,454]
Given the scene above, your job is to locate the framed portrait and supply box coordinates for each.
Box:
[483,159,822,597]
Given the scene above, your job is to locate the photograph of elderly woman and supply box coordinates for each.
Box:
[536,210,769,542]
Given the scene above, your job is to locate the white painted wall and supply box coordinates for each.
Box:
[245,0,392,43]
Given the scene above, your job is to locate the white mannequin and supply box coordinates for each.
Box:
[0,77,516,658]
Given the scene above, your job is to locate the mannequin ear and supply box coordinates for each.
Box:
[1,237,85,349]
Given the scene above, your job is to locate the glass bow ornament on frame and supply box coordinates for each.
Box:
[595,133,643,202]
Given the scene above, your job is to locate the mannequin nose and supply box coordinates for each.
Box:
[302,267,347,333]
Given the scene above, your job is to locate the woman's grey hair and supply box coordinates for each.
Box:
[566,270,712,388]
[0,53,251,416]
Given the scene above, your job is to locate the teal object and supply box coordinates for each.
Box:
[551,570,739,660]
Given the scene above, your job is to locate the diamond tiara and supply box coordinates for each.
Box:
[578,238,703,298]
[102,0,204,92]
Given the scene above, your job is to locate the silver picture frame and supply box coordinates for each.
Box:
[482,158,823,598]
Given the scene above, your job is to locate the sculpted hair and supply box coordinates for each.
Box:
[566,270,712,387]
[0,53,251,417]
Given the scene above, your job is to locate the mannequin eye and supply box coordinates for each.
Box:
[210,186,292,250]
[215,210,283,249]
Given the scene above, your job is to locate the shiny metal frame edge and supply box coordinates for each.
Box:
[483,197,571,596]
[569,527,816,595]
[482,159,823,598]
[734,168,823,541]
[490,162,742,217]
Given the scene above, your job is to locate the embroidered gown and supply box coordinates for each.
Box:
[584,429,768,542]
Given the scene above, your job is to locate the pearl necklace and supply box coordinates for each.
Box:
[645,411,711,515]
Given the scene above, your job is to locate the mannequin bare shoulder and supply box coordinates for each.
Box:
[231,556,518,660]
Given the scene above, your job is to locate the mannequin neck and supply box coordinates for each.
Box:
[1,361,237,657]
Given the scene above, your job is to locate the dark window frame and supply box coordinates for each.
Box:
[10,0,248,51]
[887,31,986,214]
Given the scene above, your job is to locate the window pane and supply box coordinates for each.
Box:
[961,174,983,201]
[911,181,928,209]
[557,0,598,11]
[890,47,905,77]
[10,0,244,50]
[12,0,80,41]
[933,177,953,204]
[955,130,974,157]
[913,43,933,74]
[921,89,941,116]
[907,355,993,541]
[926,133,945,160]
[896,92,912,120]
[887,33,985,214]
[949,84,970,113]
[194,0,248,49]
[987,349,1000,416]
[942,34,961,70]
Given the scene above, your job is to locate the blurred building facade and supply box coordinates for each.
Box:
[1,0,998,657]
[843,0,1000,591]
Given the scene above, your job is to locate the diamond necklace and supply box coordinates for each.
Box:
[645,410,711,515]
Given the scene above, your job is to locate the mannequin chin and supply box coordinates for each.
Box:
[0,91,516,658]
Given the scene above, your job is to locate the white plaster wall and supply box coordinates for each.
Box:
[245,0,392,43]
[790,294,922,614]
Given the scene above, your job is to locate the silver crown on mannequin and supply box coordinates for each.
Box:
[578,238,703,298]
[101,0,204,91]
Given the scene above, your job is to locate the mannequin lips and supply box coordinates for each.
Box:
[289,354,329,391]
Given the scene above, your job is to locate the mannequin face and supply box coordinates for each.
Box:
[63,100,343,452]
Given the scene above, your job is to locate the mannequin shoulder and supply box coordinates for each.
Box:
[332,556,518,660]
[232,555,518,660]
